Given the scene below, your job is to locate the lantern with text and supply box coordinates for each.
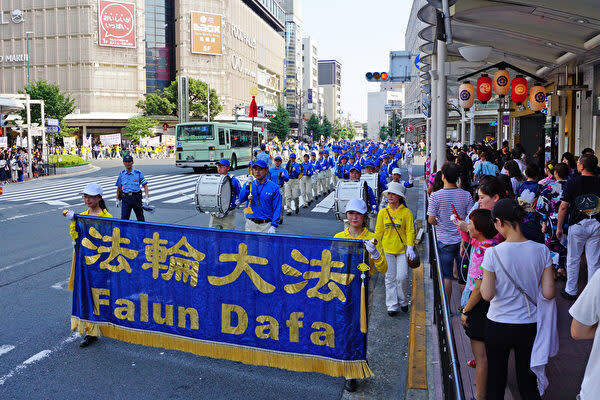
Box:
[529,86,547,112]
[511,76,528,104]
[493,69,510,97]
[459,82,475,110]
[476,74,493,104]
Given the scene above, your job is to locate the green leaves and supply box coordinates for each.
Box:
[305,114,321,141]
[124,116,157,143]
[268,103,290,141]
[18,80,76,137]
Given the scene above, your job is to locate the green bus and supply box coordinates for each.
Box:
[175,122,263,172]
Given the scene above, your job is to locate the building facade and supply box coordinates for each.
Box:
[0,0,285,133]
[277,0,302,130]
[367,90,403,140]
[302,36,321,120]
[318,59,342,123]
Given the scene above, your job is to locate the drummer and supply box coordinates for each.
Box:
[348,165,377,213]
[239,159,282,233]
[269,156,289,224]
[209,159,241,230]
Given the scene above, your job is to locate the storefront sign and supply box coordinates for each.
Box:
[0,54,28,63]
[230,53,256,78]
[231,23,256,49]
[99,133,122,146]
[0,9,24,25]
[98,0,136,48]
[191,12,222,55]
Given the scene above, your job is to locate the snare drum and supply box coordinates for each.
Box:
[194,174,233,218]
[334,180,368,221]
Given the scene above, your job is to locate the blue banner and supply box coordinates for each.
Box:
[70,216,372,378]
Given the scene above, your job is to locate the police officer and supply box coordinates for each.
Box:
[285,153,303,215]
[269,156,289,223]
[210,159,241,230]
[301,154,314,207]
[239,160,282,233]
[115,154,149,221]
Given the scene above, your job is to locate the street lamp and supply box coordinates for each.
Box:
[25,31,34,87]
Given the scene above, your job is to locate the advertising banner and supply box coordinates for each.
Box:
[100,133,122,146]
[83,135,92,147]
[162,135,176,146]
[63,136,77,148]
[98,0,136,48]
[141,136,160,146]
[191,12,222,55]
[70,216,372,379]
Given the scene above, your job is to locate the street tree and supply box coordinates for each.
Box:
[19,79,76,126]
[55,120,78,140]
[124,116,157,143]
[268,103,290,141]
[137,78,222,120]
[346,124,357,140]
[305,114,321,141]
[321,116,332,139]
[332,119,344,140]
[379,126,389,141]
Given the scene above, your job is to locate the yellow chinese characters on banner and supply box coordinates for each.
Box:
[191,12,222,55]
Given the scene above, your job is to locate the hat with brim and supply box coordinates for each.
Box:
[123,155,133,162]
[392,168,402,175]
[216,158,230,167]
[349,166,361,173]
[345,198,367,214]
[382,181,406,199]
[81,183,103,196]
[252,160,268,169]
[274,156,282,161]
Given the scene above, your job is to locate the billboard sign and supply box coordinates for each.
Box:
[307,89,313,104]
[98,0,136,48]
[191,12,222,55]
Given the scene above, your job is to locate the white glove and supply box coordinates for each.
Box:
[267,226,277,234]
[364,240,381,260]
[115,199,120,208]
[235,199,241,207]
[143,196,150,206]
[64,210,75,221]
[406,246,416,261]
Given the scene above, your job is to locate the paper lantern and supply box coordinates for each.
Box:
[529,85,547,112]
[459,81,475,110]
[477,74,493,103]
[511,75,528,104]
[493,69,510,97]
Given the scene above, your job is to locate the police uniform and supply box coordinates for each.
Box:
[269,159,289,221]
[239,169,282,233]
[116,161,147,221]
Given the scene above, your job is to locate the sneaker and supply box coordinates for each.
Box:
[295,208,299,214]
[286,211,292,216]
[387,310,399,317]
[401,305,409,313]
[560,289,578,301]
[79,335,98,348]
[344,379,358,392]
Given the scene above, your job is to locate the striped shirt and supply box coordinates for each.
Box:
[427,188,474,244]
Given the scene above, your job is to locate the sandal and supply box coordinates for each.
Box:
[466,359,476,368]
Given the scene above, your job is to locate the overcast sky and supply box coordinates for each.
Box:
[301,0,413,122]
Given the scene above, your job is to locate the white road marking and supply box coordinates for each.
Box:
[0,333,78,386]
[312,192,335,213]
[0,345,15,356]
[51,279,69,291]
[44,200,69,206]
[0,247,72,272]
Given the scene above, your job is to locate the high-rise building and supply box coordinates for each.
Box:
[302,36,321,120]
[277,0,303,130]
[368,90,403,140]
[318,59,342,123]
[0,0,285,136]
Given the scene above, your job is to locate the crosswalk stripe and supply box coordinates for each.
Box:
[82,176,198,201]
[150,185,197,201]
[312,192,335,213]
[163,193,196,204]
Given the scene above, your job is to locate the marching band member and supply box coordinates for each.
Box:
[334,198,387,392]
[310,152,321,200]
[349,166,377,213]
[209,159,241,230]
[301,154,314,207]
[335,154,349,181]
[239,160,281,233]
[269,156,289,223]
[285,153,303,215]
[375,182,416,316]
[64,182,113,347]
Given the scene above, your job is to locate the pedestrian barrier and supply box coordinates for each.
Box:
[426,191,465,400]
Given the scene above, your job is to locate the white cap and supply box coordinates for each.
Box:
[345,198,367,214]
[81,183,103,196]
[392,168,402,175]
[383,181,406,199]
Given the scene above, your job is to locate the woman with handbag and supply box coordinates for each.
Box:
[481,199,555,400]
[375,181,417,316]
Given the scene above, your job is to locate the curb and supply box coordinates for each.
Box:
[30,165,101,182]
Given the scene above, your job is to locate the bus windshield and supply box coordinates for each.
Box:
[177,125,214,140]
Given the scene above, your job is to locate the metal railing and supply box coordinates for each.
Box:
[426,191,465,400]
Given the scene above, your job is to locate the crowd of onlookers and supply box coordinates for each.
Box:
[426,141,600,400]
[53,143,173,161]
[0,147,43,183]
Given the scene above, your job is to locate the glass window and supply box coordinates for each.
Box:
[218,128,226,146]
[177,125,214,140]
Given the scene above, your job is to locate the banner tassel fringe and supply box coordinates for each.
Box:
[360,283,367,334]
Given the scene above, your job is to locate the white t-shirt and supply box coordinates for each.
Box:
[481,241,552,324]
[569,270,600,400]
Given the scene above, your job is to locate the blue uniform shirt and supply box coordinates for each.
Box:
[115,169,147,193]
[239,179,282,228]
[286,161,303,179]
[301,162,314,176]
[269,166,290,187]
[229,176,242,210]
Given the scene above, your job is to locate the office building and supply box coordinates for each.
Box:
[302,36,321,120]
[318,59,342,123]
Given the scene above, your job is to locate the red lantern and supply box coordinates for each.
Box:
[459,81,475,110]
[493,69,510,97]
[511,75,528,104]
[248,96,258,118]
[477,74,493,103]
[529,85,547,112]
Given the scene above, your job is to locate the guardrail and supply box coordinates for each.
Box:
[425,191,465,400]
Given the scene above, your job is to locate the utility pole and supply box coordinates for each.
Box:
[26,32,34,87]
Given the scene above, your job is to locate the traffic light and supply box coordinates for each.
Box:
[365,72,391,82]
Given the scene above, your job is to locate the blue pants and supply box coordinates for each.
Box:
[437,241,461,280]
[121,192,145,221]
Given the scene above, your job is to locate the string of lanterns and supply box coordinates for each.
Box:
[458,68,547,112]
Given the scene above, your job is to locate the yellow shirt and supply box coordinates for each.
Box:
[334,228,387,275]
[375,204,415,255]
[69,208,113,241]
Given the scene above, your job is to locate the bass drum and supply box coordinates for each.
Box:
[334,180,368,221]
[194,174,233,218]
[360,173,380,202]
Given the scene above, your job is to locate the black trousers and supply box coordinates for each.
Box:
[121,192,145,221]
[485,319,540,400]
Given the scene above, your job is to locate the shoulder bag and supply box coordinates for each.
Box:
[385,208,420,268]
[491,247,537,312]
